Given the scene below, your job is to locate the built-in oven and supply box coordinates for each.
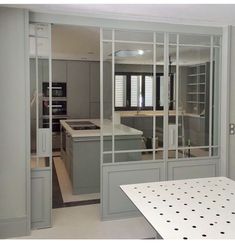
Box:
[43,118,67,132]
[43,82,67,98]
[43,100,67,116]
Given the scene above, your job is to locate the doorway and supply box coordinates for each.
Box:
[29,22,102,229]
[29,17,222,228]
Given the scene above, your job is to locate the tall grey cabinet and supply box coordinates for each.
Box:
[67,61,90,118]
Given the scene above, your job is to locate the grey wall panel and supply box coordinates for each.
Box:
[167,159,219,181]
[67,61,90,118]
[102,162,164,220]
[90,102,100,118]
[0,7,30,237]
[31,169,51,229]
[52,60,67,82]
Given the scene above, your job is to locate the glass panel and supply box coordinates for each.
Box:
[114,35,154,163]
[168,44,177,158]
[115,75,126,107]
[130,75,142,107]
[115,29,153,42]
[119,116,154,162]
[31,157,50,168]
[212,45,220,149]
[213,35,221,46]
[103,42,112,120]
[30,58,37,154]
[156,44,165,110]
[29,23,49,37]
[145,75,153,106]
[178,44,210,150]
[29,23,52,169]
[155,116,164,154]
[178,148,209,158]
[103,28,112,40]
[155,33,165,159]
[102,41,113,163]
[179,34,211,46]
[115,151,153,163]
[212,147,219,157]
[29,37,50,57]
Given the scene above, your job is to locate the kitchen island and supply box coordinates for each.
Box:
[60,119,143,194]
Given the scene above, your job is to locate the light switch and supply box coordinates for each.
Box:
[230,123,235,135]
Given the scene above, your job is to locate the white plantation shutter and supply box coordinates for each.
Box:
[115,75,126,107]
[131,75,142,107]
[145,76,153,106]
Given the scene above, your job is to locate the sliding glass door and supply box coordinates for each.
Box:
[29,23,52,228]
[100,27,221,220]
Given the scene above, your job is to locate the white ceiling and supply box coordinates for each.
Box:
[9,4,235,26]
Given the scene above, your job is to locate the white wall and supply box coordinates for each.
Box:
[0,7,30,238]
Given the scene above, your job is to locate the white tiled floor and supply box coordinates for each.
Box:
[19,204,156,239]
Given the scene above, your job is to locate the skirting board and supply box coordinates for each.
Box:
[0,216,29,239]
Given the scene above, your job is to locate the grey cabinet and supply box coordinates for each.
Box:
[52,60,67,83]
[90,62,100,102]
[90,62,100,119]
[67,61,90,118]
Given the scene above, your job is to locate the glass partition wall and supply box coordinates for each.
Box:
[29,23,52,168]
[101,29,220,165]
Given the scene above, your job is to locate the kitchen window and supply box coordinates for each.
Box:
[115,72,174,110]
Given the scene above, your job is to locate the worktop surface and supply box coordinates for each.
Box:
[60,119,143,138]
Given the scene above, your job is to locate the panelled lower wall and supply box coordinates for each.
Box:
[102,158,219,220]
[0,7,30,238]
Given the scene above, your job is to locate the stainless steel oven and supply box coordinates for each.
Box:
[43,100,67,116]
[43,82,67,98]
[43,117,67,132]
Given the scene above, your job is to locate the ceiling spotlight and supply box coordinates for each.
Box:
[114,49,145,57]
[137,50,144,55]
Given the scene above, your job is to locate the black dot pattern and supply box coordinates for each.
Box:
[121,177,235,239]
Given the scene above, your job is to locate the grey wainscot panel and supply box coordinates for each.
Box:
[167,158,220,180]
[101,162,164,220]
[31,169,51,229]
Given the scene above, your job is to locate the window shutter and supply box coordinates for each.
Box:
[131,75,142,107]
[115,75,126,107]
[145,76,153,106]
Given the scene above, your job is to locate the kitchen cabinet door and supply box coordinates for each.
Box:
[90,62,100,103]
[52,60,67,83]
[67,61,90,118]
[103,62,112,103]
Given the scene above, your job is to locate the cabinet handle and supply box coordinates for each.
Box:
[47,87,62,90]
[51,105,62,108]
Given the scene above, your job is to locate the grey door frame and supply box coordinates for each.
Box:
[28,10,229,224]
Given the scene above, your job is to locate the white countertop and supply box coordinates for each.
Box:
[117,110,204,118]
[60,119,143,138]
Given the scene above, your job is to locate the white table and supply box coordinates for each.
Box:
[120,177,235,239]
